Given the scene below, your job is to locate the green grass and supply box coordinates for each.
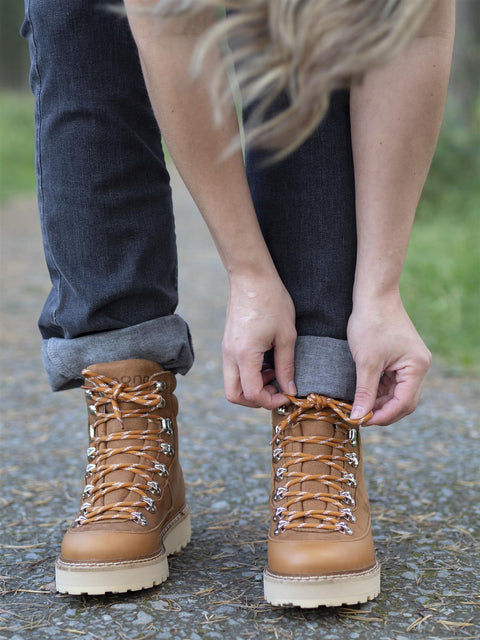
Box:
[0,91,35,202]
[402,206,479,374]
[1,90,478,374]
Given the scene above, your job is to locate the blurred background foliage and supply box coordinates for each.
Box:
[0,1,479,373]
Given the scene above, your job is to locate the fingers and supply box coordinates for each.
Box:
[223,350,290,410]
[273,329,297,397]
[351,358,383,420]
[367,364,426,426]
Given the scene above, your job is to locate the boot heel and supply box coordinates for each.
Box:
[164,511,191,556]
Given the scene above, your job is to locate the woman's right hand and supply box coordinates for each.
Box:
[222,272,298,410]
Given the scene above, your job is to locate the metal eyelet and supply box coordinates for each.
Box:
[144,497,156,513]
[74,515,87,527]
[160,418,173,436]
[154,462,169,477]
[132,512,148,526]
[335,521,353,535]
[340,490,355,507]
[348,428,358,447]
[84,389,94,400]
[89,424,95,442]
[273,506,287,522]
[85,463,96,478]
[80,501,92,515]
[157,397,166,409]
[147,481,162,496]
[346,452,359,468]
[82,484,94,499]
[274,520,288,535]
[155,381,167,392]
[275,467,287,481]
[86,446,96,460]
[274,487,287,501]
[160,443,174,456]
[273,424,282,444]
[340,508,356,523]
[272,447,283,463]
[342,473,357,488]
[88,404,97,416]
[277,406,288,416]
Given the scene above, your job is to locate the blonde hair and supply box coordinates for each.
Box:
[152,0,435,159]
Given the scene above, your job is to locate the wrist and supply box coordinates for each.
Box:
[352,283,402,311]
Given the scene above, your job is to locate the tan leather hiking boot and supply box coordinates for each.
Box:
[55,359,191,595]
[264,394,380,607]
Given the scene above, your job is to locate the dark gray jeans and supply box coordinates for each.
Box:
[21,0,357,400]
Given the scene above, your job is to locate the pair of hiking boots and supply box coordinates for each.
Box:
[55,359,380,607]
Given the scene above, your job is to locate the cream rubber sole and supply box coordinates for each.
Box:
[264,559,381,608]
[55,510,191,595]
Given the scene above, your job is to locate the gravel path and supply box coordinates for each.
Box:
[1,173,479,640]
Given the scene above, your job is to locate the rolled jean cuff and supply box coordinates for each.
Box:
[42,315,194,392]
[294,336,356,401]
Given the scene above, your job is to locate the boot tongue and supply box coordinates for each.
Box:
[85,360,164,508]
[88,359,163,386]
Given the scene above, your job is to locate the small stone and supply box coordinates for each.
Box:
[211,500,230,511]
[151,600,171,611]
[110,603,137,611]
[133,611,154,625]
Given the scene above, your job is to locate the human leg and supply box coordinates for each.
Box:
[245,91,380,607]
[21,0,193,392]
[21,0,192,593]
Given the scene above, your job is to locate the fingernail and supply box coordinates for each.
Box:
[288,381,297,395]
[350,406,363,420]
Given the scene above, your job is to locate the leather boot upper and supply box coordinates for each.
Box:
[60,359,186,564]
[268,395,376,576]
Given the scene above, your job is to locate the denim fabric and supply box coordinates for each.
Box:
[22,2,357,399]
[21,0,194,389]
[246,91,357,399]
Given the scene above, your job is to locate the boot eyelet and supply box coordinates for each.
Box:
[160,418,173,436]
[144,497,156,513]
[82,484,94,499]
[335,521,353,535]
[147,481,162,496]
[273,506,287,522]
[274,487,287,501]
[274,520,288,535]
[346,452,359,468]
[157,398,166,409]
[86,446,96,460]
[272,447,282,463]
[275,467,287,481]
[340,490,355,507]
[132,512,148,526]
[348,428,358,447]
[160,443,174,456]
[155,381,166,392]
[277,406,288,416]
[154,462,169,477]
[342,473,357,488]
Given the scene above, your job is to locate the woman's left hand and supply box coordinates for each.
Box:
[347,291,431,426]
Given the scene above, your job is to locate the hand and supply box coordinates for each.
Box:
[222,272,297,410]
[347,292,431,426]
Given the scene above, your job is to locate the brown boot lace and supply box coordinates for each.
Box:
[74,370,173,527]
[272,394,372,536]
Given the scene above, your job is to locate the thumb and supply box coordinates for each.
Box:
[274,332,297,397]
[350,361,382,420]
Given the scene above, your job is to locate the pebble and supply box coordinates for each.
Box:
[133,611,154,625]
